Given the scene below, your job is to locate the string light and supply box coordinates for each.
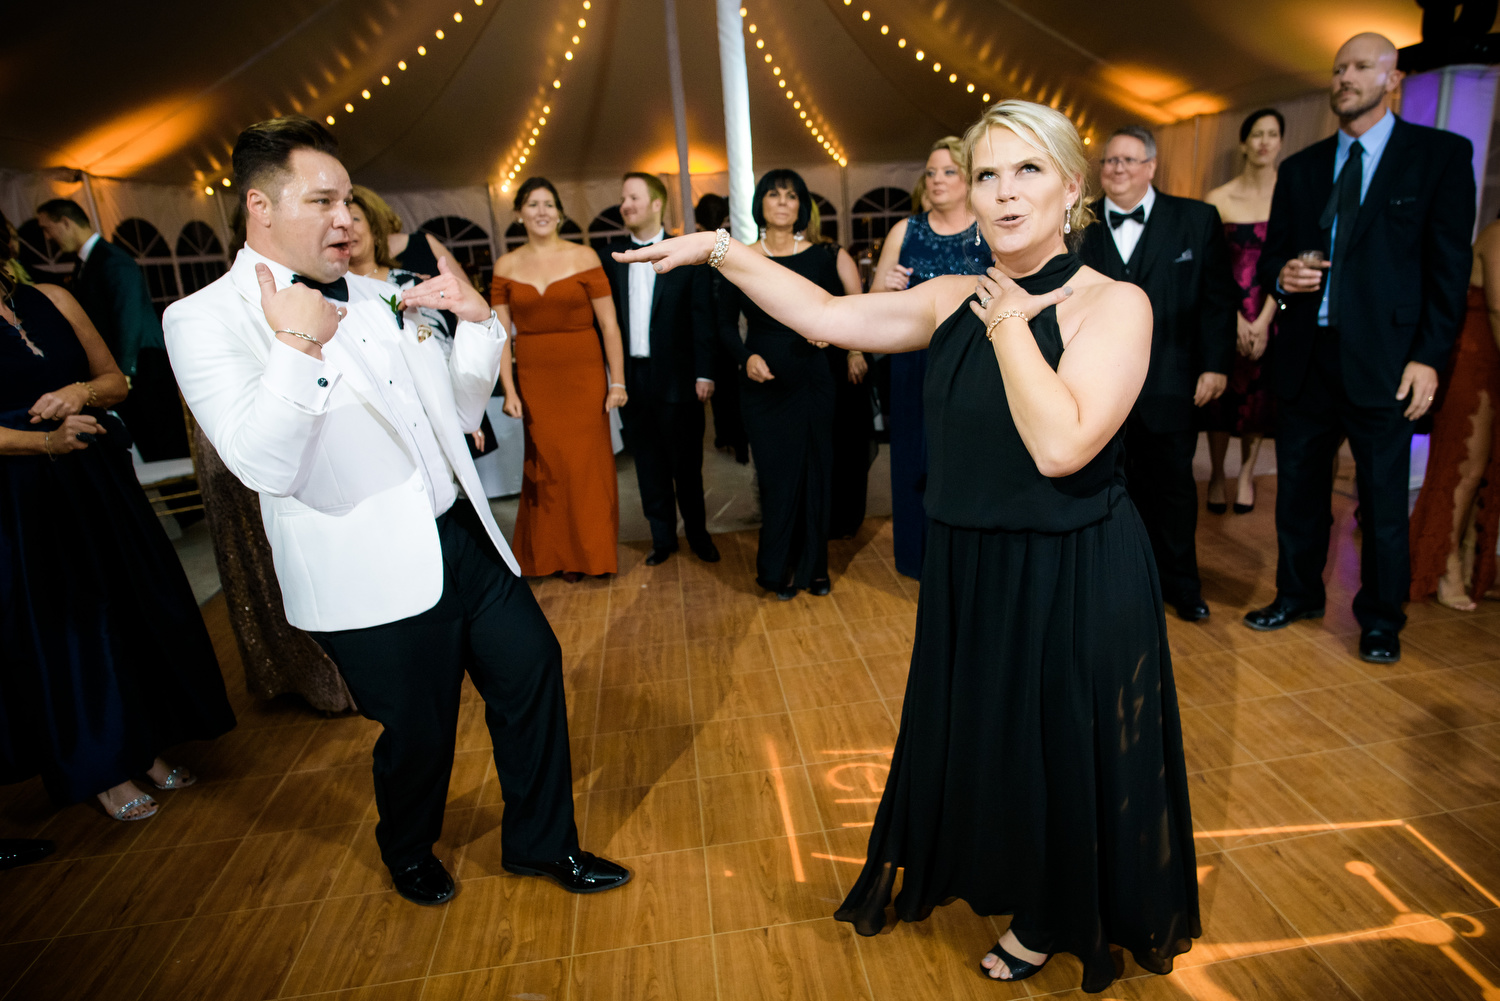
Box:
[847,2,1094,139]
[498,2,592,193]
[741,4,846,166]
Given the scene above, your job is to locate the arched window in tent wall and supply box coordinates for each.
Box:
[14,219,76,284]
[112,218,180,317]
[849,186,913,259]
[176,221,228,297]
[587,206,629,251]
[502,218,583,255]
[417,216,494,294]
[809,193,838,244]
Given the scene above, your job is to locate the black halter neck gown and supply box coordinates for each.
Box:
[834,253,1200,994]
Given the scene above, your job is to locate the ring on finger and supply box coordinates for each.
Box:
[977,294,992,308]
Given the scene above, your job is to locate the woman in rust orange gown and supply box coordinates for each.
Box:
[492,178,627,580]
[1409,217,1500,610]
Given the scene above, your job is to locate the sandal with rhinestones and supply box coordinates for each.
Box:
[150,765,197,791]
[103,794,158,822]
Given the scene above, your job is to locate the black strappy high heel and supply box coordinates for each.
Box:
[981,940,1050,982]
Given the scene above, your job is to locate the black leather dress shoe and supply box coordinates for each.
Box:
[644,546,677,566]
[1359,629,1401,664]
[503,850,631,894]
[1243,597,1325,632]
[1173,599,1210,622]
[390,854,456,905]
[0,839,55,871]
[809,578,832,597]
[689,537,721,563]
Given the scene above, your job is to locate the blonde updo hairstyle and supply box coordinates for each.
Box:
[960,100,1096,249]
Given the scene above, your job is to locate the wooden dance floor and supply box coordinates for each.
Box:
[4,479,1500,1000]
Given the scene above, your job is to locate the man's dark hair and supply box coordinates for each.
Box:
[512,176,565,220]
[694,193,729,232]
[1239,108,1286,143]
[623,171,668,207]
[35,198,91,229]
[751,168,812,233]
[232,115,340,207]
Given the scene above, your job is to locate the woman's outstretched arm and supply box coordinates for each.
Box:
[614,232,963,355]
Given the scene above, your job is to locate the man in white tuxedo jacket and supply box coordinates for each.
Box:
[164,116,628,905]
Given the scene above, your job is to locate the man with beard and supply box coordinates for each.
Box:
[1243,33,1474,663]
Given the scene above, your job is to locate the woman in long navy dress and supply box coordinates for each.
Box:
[869,137,992,578]
[0,270,234,821]
[619,100,1198,993]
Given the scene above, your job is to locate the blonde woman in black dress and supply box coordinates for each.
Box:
[618,100,1197,993]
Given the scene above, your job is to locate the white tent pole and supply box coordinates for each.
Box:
[664,0,695,234]
[715,0,755,242]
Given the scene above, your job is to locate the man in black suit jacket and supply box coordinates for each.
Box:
[1079,126,1238,621]
[1245,33,1474,663]
[35,199,189,460]
[600,173,720,565]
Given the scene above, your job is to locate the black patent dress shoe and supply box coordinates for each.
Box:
[644,546,677,567]
[1359,629,1401,664]
[689,537,721,563]
[503,850,631,893]
[809,578,831,597]
[0,839,55,871]
[1243,597,1325,632]
[390,854,456,905]
[1173,599,1210,622]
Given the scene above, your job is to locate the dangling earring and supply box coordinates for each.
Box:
[1063,203,1072,235]
[974,229,982,247]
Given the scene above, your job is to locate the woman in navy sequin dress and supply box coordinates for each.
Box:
[869,137,993,578]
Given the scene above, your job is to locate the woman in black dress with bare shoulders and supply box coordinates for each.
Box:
[619,101,1198,994]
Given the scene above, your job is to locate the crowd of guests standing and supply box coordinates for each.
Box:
[0,26,1492,993]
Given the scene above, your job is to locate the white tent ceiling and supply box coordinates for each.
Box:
[1,0,1441,192]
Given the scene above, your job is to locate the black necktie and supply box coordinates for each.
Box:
[291,274,349,301]
[1321,139,1364,328]
[1108,205,1145,229]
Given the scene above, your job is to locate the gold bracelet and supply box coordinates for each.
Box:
[984,310,1030,342]
[43,431,55,461]
[75,380,98,406]
[275,328,323,347]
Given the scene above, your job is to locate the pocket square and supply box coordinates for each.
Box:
[1174,248,1194,263]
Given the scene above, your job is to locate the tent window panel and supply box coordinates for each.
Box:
[587,206,628,251]
[176,221,228,297]
[112,218,180,317]
[810,193,838,244]
[849,186,913,260]
[15,218,76,283]
[418,216,494,293]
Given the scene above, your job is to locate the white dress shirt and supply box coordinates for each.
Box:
[252,249,465,518]
[627,227,663,358]
[77,232,101,263]
[1104,185,1157,265]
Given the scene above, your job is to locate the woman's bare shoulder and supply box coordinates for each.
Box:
[1071,266,1149,316]
[573,243,604,270]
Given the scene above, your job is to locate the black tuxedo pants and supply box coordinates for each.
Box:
[1123,419,1202,606]
[622,361,710,551]
[1274,330,1412,632]
[311,503,578,871]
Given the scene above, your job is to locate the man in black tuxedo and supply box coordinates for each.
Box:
[1244,33,1474,663]
[601,172,720,566]
[1079,127,1238,621]
[35,199,189,460]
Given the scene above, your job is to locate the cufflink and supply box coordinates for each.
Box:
[317,377,328,387]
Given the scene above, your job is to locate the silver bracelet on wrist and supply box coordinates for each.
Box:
[708,229,731,270]
[609,383,627,389]
[275,328,323,347]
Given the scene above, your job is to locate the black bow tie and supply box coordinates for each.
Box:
[631,237,660,249]
[1108,206,1146,230]
[292,274,349,301]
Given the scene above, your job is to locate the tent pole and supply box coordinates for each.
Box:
[211,188,234,263]
[664,0,695,234]
[715,0,755,243]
